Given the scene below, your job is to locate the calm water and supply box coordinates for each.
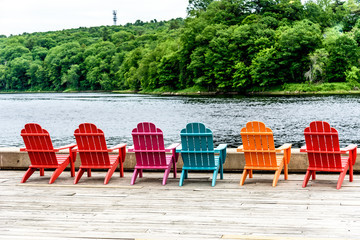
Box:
[0,93,360,148]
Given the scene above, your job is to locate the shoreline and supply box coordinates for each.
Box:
[2,86,360,96]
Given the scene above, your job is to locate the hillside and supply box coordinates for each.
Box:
[1,0,360,93]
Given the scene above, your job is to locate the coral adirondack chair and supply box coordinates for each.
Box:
[300,121,357,189]
[73,123,126,184]
[177,122,227,187]
[20,123,76,184]
[237,121,292,187]
[128,122,180,185]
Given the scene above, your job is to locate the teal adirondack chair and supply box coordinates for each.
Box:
[177,122,227,187]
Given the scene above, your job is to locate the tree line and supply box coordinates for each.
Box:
[1,0,360,92]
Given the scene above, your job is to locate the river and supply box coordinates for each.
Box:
[0,93,359,148]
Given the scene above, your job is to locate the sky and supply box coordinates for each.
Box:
[0,0,189,36]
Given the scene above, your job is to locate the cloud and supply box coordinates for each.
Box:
[0,0,188,36]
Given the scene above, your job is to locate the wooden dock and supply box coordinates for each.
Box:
[1,170,360,239]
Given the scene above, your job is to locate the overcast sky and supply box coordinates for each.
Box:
[0,0,189,36]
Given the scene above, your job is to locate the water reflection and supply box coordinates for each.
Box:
[0,93,360,148]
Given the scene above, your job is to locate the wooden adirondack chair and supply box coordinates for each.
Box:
[300,121,357,189]
[177,122,227,187]
[237,121,292,187]
[73,123,126,184]
[20,123,76,184]
[128,122,180,185]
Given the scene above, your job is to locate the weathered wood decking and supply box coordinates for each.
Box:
[1,170,360,239]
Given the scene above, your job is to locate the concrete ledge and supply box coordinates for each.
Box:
[1,147,360,172]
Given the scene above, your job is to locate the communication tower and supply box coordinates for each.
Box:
[113,10,117,25]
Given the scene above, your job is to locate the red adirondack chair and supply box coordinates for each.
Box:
[300,121,357,189]
[128,122,179,185]
[73,123,126,184]
[20,123,76,184]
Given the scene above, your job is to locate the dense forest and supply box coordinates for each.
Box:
[1,0,360,92]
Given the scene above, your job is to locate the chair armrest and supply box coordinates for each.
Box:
[176,145,182,153]
[166,143,181,162]
[341,144,357,165]
[236,145,244,152]
[300,146,307,152]
[109,143,127,151]
[165,143,180,151]
[276,143,292,164]
[215,144,227,164]
[276,143,292,152]
[127,146,134,152]
[56,143,77,151]
[215,144,227,151]
[109,144,127,163]
[20,148,26,152]
[341,144,357,152]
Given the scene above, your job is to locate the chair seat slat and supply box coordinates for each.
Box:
[132,132,163,136]
[240,132,273,136]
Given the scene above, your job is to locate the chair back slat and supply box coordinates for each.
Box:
[132,122,166,166]
[304,121,342,169]
[180,123,215,168]
[21,123,57,166]
[74,123,110,167]
[241,121,277,167]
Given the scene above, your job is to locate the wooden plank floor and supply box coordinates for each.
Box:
[1,170,360,239]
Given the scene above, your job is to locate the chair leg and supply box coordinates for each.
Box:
[173,158,177,178]
[74,168,85,184]
[284,162,288,180]
[70,151,76,177]
[312,171,316,180]
[272,168,282,187]
[349,160,354,182]
[131,169,139,185]
[239,169,249,186]
[104,161,119,185]
[49,162,68,184]
[162,166,172,185]
[21,168,36,183]
[40,168,45,176]
[87,169,91,177]
[220,164,224,180]
[185,170,188,179]
[249,170,253,178]
[302,170,312,188]
[119,158,124,178]
[179,170,186,186]
[139,169,143,178]
[211,169,219,187]
[337,166,348,190]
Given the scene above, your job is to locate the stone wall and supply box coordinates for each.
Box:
[1,147,359,172]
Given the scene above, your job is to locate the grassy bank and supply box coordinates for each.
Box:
[257,82,360,95]
[3,82,360,96]
[117,82,360,96]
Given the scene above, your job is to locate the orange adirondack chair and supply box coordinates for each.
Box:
[73,123,126,184]
[300,121,357,189]
[237,121,291,187]
[20,123,76,184]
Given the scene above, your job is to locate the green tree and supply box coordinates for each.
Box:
[250,47,282,87]
[325,33,359,82]
[44,42,83,90]
[187,0,214,17]
[276,19,322,82]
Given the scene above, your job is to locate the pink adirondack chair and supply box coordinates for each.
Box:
[73,123,126,184]
[20,123,76,184]
[128,122,179,185]
[300,121,357,189]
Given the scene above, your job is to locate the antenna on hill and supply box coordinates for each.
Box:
[113,10,117,25]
